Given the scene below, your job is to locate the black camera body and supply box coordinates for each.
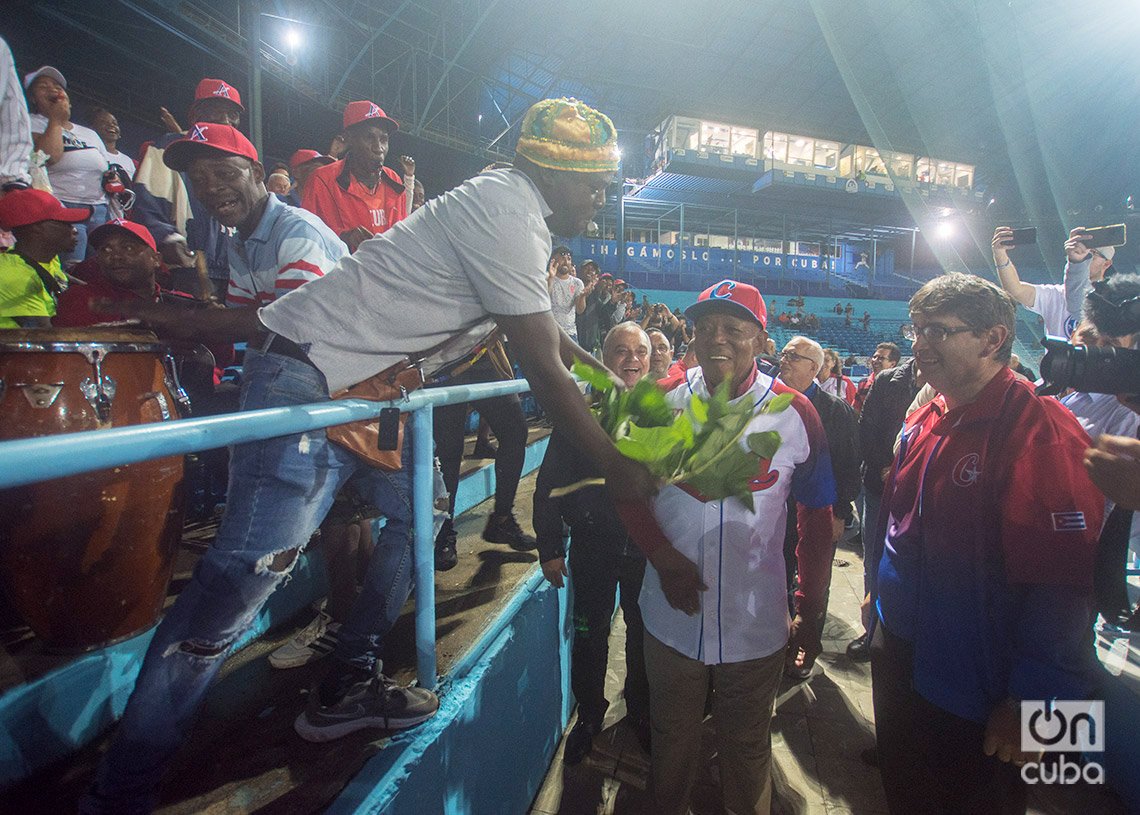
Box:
[1036,337,1140,396]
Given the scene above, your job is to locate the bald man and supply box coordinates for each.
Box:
[778,336,861,678]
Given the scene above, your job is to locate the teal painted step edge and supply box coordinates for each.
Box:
[0,435,550,788]
[327,568,573,815]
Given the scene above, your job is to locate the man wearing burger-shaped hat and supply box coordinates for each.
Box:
[83,98,658,814]
[642,279,837,815]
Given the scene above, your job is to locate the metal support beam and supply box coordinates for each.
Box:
[246,0,263,154]
[414,0,500,133]
[330,0,417,102]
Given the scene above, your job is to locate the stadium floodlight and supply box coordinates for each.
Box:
[285,28,302,49]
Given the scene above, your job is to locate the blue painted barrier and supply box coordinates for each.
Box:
[0,377,544,790]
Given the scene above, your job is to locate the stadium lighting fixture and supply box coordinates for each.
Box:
[285,28,302,49]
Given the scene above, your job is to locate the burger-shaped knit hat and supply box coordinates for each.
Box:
[515,98,619,173]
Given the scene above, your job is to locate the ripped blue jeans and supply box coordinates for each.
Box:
[84,348,415,813]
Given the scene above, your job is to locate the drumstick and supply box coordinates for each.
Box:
[194,250,212,301]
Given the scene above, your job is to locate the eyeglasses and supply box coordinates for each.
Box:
[900,323,975,344]
[1090,249,1108,261]
[779,350,813,364]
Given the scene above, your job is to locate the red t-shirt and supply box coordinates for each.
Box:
[301,160,406,239]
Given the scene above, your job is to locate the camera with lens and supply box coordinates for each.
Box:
[1036,337,1140,396]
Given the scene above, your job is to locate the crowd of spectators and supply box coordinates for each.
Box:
[1,33,1138,815]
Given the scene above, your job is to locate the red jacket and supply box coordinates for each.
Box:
[301,160,406,239]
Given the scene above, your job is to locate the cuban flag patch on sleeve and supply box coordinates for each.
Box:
[1051,511,1087,532]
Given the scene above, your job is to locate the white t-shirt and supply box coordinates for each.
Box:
[29,115,110,204]
[260,168,553,393]
[1028,259,1091,339]
[106,150,136,179]
[549,274,583,337]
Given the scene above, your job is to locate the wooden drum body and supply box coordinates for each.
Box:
[0,329,187,651]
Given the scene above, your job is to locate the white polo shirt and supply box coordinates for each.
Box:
[640,367,837,665]
[260,168,553,392]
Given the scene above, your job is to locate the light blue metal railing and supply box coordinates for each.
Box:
[0,379,535,692]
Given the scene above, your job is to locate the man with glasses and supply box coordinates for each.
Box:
[992,225,1115,338]
[871,273,1103,815]
[776,337,861,679]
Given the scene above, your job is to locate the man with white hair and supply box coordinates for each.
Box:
[534,321,653,763]
[777,336,861,678]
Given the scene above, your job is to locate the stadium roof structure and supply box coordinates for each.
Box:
[8,0,1138,235]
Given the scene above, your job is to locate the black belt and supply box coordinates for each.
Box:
[259,331,314,366]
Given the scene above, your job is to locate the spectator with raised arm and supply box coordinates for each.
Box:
[25,66,112,263]
[132,78,246,299]
[993,224,1114,338]
[302,100,407,252]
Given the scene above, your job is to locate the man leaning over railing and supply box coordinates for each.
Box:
[80,97,657,815]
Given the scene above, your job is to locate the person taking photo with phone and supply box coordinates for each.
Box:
[992,225,1115,338]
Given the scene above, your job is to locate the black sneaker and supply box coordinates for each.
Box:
[482,511,537,551]
[846,632,871,662]
[294,668,439,742]
[470,439,498,459]
[563,719,600,765]
[435,523,458,571]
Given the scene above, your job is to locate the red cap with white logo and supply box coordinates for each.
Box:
[342,100,398,132]
[163,123,259,171]
[192,79,245,111]
[685,279,768,330]
[89,219,158,252]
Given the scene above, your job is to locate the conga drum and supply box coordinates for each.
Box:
[0,328,187,651]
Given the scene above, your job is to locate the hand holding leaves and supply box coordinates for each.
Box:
[573,361,790,506]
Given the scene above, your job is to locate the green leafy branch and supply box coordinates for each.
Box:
[558,362,793,510]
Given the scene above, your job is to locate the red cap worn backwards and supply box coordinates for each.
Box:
[163,123,259,171]
[89,219,158,252]
[193,79,244,111]
[343,100,398,132]
[0,189,90,230]
[685,279,768,330]
[289,149,335,171]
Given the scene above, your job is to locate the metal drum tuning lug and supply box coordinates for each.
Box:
[80,376,116,423]
[77,344,116,423]
[162,354,192,417]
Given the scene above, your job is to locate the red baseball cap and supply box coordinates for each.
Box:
[192,78,244,111]
[685,279,768,330]
[343,100,398,132]
[0,189,90,230]
[289,149,336,171]
[89,219,158,252]
[163,123,259,171]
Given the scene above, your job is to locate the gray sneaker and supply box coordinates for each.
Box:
[294,670,440,742]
